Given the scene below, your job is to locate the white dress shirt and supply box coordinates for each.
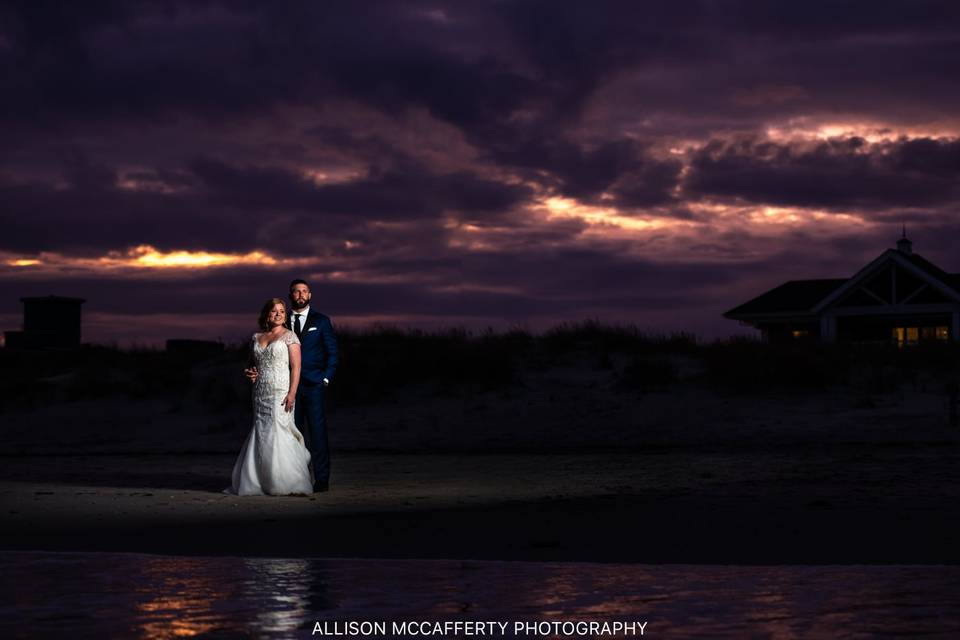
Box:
[290,305,310,332]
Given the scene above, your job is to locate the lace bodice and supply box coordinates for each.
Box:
[252,330,300,390]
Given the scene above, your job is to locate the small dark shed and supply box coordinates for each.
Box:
[4,295,86,349]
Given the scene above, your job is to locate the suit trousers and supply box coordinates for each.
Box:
[295,380,329,486]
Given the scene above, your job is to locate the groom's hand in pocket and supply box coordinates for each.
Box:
[244,367,259,383]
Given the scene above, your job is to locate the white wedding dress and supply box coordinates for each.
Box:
[227,329,313,495]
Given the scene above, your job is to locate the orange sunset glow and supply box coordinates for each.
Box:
[5,246,315,274]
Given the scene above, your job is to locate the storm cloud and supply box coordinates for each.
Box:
[2,0,959,343]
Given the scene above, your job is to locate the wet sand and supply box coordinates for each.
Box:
[2,447,958,563]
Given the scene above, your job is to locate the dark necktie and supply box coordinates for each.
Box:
[294,314,303,337]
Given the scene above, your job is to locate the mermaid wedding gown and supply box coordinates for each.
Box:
[227,329,313,495]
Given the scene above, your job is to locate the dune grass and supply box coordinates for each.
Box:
[2,321,958,414]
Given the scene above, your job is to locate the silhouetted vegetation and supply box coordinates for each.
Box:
[700,337,960,394]
[0,345,244,413]
[333,326,519,405]
[1,322,958,415]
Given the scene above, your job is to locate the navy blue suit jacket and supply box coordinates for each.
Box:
[290,308,338,385]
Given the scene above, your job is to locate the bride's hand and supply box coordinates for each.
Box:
[282,392,296,413]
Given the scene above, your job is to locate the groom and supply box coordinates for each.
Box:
[288,278,339,492]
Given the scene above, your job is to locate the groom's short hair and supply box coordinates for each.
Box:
[289,278,310,291]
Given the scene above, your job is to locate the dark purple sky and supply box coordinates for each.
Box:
[2,1,960,345]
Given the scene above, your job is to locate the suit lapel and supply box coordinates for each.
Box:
[300,309,319,335]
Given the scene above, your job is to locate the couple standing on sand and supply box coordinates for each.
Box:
[226,279,338,496]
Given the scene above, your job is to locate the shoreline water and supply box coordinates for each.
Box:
[3,550,959,639]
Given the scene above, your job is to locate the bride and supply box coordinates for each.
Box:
[227,298,313,496]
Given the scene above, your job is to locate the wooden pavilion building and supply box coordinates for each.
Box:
[723,233,960,345]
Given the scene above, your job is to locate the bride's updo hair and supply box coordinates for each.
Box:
[258,298,287,331]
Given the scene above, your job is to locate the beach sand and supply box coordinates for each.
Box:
[2,445,958,564]
[2,365,959,565]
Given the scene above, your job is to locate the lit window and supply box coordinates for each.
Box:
[791,329,809,339]
[892,326,920,347]
[936,326,949,341]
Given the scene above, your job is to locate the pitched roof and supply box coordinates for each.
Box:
[724,278,847,316]
[902,252,955,284]
[725,248,960,318]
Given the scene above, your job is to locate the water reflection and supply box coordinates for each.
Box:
[1,552,959,638]
[242,558,314,636]
[135,556,231,638]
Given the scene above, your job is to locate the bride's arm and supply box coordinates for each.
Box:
[244,335,258,382]
[284,342,302,412]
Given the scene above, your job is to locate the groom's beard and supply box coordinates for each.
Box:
[290,299,309,310]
